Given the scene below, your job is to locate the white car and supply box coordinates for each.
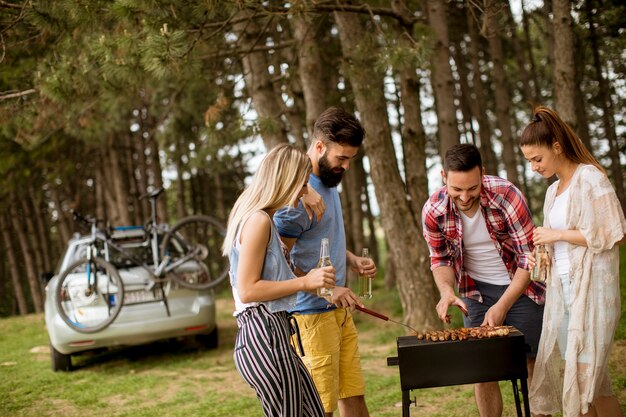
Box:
[44,233,218,371]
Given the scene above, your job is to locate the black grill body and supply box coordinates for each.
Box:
[388,329,530,416]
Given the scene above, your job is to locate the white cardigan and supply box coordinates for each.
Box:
[530,164,626,416]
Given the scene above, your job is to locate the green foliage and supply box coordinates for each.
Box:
[141,27,190,79]
[378,23,434,72]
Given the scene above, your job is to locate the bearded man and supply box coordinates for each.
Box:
[274,107,376,417]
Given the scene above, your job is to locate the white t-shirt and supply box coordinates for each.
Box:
[549,187,571,276]
[461,209,511,285]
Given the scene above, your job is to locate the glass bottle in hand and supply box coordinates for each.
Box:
[358,248,372,299]
[316,238,333,298]
[531,245,548,282]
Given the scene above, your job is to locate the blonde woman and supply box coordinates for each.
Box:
[222,144,334,417]
[520,106,625,417]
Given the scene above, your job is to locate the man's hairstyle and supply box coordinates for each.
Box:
[313,107,365,147]
[443,143,483,173]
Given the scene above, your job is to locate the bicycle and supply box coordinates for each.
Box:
[55,188,228,333]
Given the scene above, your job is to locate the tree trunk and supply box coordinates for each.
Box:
[466,6,498,175]
[572,35,592,151]
[291,13,328,137]
[390,0,430,227]
[552,0,579,132]
[29,185,52,272]
[9,201,43,313]
[339,187,355,258]
[504,2,535,104]
[384,251,396,290]
[585,0,626,212]
[0,214,28,315]
[95,158,108,225]
[123,135,140,225]
[273,21,308,151]
[49,186,71,247]
[452,51,477,145]
[134,133,149,220]
[483,0,520,187]
[175,139,187,220]
[333,8,440,330]
[521,0,542,102]
[426,0,459,157]
[363,184,379,262]
[346,154,366,256]
[233,10,289,149]
[145,134,168,222]
[542,1,555,88]
[397,70,429,224]
[213,172,227,221]
[19,196,45,286]
[105,143,131,226]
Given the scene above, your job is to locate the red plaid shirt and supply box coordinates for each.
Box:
[421,175,545,304]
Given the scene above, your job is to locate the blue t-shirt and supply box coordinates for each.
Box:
[274,174,346,314]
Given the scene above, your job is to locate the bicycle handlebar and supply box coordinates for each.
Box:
[70,210,112,237]
[71,210,95,228]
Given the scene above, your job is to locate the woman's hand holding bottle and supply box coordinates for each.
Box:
[303,266,335,292]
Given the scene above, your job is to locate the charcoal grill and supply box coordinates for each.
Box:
[387,329,530,417]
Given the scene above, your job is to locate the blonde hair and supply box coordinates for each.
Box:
[222,144,312,256]
[520,106,605,174]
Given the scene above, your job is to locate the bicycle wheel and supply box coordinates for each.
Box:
[160,215,228,290]
[55,257,125,333]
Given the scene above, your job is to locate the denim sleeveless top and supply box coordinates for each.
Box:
[229,213,298,314]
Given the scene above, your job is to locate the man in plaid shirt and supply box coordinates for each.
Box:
[422,144,545,417]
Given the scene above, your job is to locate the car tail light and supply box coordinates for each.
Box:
[68,340,96,347]
[184,325,208,332]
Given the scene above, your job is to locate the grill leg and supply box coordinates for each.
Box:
[520,378,531,417]
[402,390,410,417]
[511,380,523,417]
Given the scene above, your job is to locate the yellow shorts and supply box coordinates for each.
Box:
[292,308,365,413]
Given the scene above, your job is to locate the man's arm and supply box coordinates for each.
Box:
[346,250,377,278]
[432,266,466,323]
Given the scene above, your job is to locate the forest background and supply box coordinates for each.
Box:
[0,0,624,330]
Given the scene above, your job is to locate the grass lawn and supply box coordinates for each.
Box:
[1,245,625,416]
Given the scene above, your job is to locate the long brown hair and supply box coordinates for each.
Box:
[519,106,605,174]
[222,144,312,256]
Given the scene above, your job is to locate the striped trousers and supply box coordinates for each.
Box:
[234,304,325,417]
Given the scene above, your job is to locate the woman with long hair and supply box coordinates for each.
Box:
[222,144,334,417]
[519,106,625,417]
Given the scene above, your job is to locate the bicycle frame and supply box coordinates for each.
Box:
[70,187,223,293]
[84,223,196,286]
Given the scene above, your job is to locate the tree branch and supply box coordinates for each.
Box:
[0,89,37,100]
[260,1,424,26]
[0,0,28,10]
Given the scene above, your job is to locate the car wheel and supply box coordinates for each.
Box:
[195,326,218,349]
[50,343,72,372]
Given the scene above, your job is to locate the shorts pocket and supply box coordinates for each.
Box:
[305,354,332,370]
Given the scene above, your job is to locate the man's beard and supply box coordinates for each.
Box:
[318,154,345,188]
